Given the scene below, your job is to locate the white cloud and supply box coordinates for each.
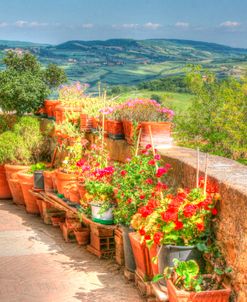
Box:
[220,21,240,28]
[81,23,94,29]
[143,22,161,30]
[0,22,8,28]
[175,22,189,28]
[122,23,139,29]
[15,20,48,28]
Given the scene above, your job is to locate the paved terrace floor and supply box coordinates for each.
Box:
[0,200,143,302]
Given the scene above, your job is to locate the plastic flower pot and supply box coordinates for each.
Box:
[91,204,114,225]
[129,232,153,280]
[34,171,44,190]
[0,165,12,199]
[121,225,136,273]
[158,245,202,286]
[166,279,231,302]
[106,120,124,140]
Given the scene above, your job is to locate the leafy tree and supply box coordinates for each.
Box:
[175,66,247,161]
[0,51,67,115]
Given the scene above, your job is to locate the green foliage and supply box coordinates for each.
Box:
[30,162,47,173]
[163,259,202,292]
[44,63,67,89]
[0,116,50,165]
[138,76,189,93]
[0,51,67,115]
[0,131,30,164]
[175,66,247,161]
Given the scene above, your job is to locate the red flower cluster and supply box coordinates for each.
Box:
[138,199,157,218]
[92,166,114,179]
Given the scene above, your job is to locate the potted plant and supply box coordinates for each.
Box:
[131,178,220,286]
[55,82,88,124]
[163,259,231,302]
[113,144,171,273]
[102,104,125,140]
[120,98,174,146]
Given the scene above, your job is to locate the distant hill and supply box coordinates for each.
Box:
[0,38,246,87]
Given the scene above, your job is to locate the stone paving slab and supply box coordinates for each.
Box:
[0,201,143,302]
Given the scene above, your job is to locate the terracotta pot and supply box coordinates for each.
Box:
[21,182,39,214]
[51,216,61,227]
[5,164,29,180]
[69,185,80,203]
[106,120,124,139]
[140,121,172,148]
[78,182,87,200]
[8,179,25,205]
[0,165,12,199]
[44,100,60,118]
[129,232,153,280]
[122,120,140,145]
[55,170,77,195]
[66,218,81,229]
[80,114,93,132]
[54,105,81,124]
[43,170,54,193]
[148,243,159,276]
[166,279,231,302]
[74,228,90,245]
[115,227,124,266]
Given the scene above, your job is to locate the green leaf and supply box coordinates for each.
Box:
[152,274,164,283]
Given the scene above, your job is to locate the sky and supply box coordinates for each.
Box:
[0,0,246,47]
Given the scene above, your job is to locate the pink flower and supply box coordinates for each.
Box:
[146,144,152,150]
[154,154,161,160]
[156,167,167,178]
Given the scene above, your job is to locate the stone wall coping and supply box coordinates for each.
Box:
[158,146,247,196]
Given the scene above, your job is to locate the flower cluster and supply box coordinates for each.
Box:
[131,180,220,247]
[119,98,174,122]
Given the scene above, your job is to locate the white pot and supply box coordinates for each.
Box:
[91,204,113,221]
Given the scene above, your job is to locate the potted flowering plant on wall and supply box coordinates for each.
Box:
[120,98,174,145]
[102,104,124,139]
[113,144,171,273]
[131,178,220,286]
[163,259,231,302]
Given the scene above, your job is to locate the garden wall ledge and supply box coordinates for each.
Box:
[158,146,247,302]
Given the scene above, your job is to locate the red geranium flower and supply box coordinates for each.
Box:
[121,170,127,176]
[196,222,205,232]
[145,178,153,185]
[148,159,156,166]
[211,208,218,215]
[145,234,151,240]
[146,144,152,150]
[174,220,184,230]
[153,232,163,245]
[183,204,197,218]
[154,154,161,160]
[140,194,146,200]
[156,167,167,178]
[139,228,146,236]
[161,207,178,222]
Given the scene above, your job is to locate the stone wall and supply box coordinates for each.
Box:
[159,146,247,302]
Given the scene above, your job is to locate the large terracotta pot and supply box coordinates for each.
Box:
[0,165,12,199]
[148,243,159,276]
[122,120,172,147]
[5,164,29,180]
[8,179,25,205]
[129,232,153,280]
[43,170,54,193]
[166,279,231,302]
[77,182,87,200]
[74,228,90,245]
[44,100,60,118]
[122,120,140,145]
[69,185,80,204]
[106,120,124,140]
[55,170,77,195]
[140,121,172,148]
[17,172,39,214]
[5,164,29,204]
[54,105,81,124]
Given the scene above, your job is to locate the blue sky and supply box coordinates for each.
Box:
[0,0,246,47]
